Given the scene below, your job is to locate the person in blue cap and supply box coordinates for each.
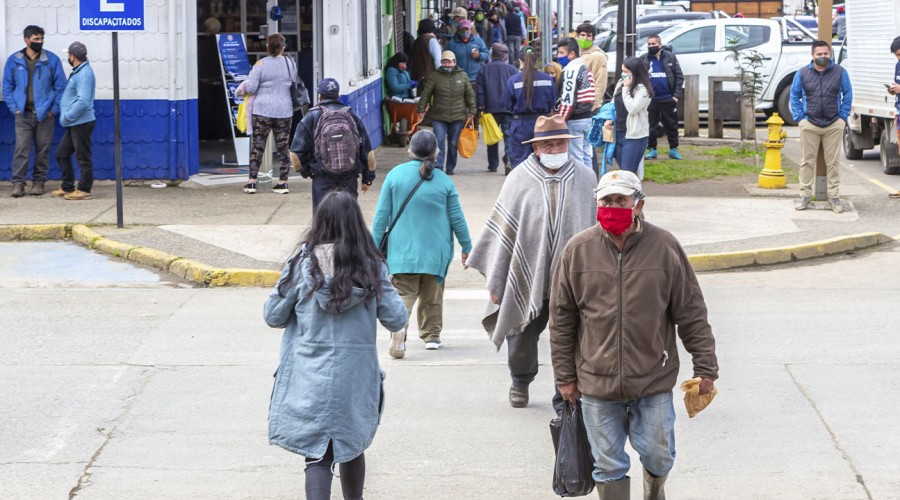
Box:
[290,78,375,208]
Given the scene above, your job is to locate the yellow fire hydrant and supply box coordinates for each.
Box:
[758,112,787,188]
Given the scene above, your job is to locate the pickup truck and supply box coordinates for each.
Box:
[838,0,900,174]
[601,18,814,124]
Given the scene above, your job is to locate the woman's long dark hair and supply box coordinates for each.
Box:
[519,48,537,110]
[387,52,409,71]
[622,56,654,99]
[277,191,384,311]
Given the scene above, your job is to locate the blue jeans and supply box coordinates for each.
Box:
[581,391,676,483]
[566,118,594,169]
[486,113,512,170]
[615,136,649,175]
[432,120,464,173]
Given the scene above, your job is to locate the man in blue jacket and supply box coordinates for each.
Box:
[52,42,96,200]
[789,40,852,213]
[446,20,489,83]
[476,43,518,172]
[2,25,67,197]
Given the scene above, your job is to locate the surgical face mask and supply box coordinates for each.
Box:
[29,41,43,53]
[540,152,568,169]
[648,45,660,55]
[577,38,592,50]
[557,55,570,68]
[814,56,830,67]
[459,31,471,41]
[439,65,453,72]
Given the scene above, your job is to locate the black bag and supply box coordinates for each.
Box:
[550,401,595,497]
[379,176,426,258]
[285,57,310,111]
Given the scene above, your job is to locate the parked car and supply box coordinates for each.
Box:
[781,15,818,39]
[592,4,687,32]
[594,23,680,54]
[647,18,814,123]
[839,0,900,174]
[637,11,729,25]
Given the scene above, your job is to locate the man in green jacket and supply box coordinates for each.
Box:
[416,51,476,175]
[550,170,719,500]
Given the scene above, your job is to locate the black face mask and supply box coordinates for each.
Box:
[29,41,43,53]
[648,46,660,55]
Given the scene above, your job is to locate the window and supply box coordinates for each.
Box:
[668,26,715,54]
[724,25,770,50]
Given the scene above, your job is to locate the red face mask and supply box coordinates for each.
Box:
[597,206,634,235]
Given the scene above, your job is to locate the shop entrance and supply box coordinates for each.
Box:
[195,0,319,172]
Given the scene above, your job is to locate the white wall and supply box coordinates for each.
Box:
[321,0,381,93]
[2,0,197,101]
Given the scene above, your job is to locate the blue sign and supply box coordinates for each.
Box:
[218,34,252,79]
[80,0,145,31]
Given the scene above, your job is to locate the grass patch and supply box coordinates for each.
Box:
[643,144,797,184]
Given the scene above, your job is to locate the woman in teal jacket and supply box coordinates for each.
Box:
[384,53,415,99]
[264,191,408,500]
[372,130,473,357]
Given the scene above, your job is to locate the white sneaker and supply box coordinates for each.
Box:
[424,341,442,350]
[389,331,406,359]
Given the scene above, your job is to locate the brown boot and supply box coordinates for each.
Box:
[11,183,25,198]
[30,181,45,196]
[642,469,667,500]
[597,476,630,500]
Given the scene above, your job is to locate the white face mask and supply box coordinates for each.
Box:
[539,152,568,169]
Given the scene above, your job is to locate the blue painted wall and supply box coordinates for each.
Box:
[0,99,199,181]
[340,78,384,149]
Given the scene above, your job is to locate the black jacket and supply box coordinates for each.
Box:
[640,49,684,101]
[290,99,374,183]
[476,60,519,114]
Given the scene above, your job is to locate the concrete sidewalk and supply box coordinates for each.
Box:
[2,126,899,284]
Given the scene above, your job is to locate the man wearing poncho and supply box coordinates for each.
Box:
[466,115,596,410]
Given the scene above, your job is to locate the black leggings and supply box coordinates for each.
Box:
[304,441,366,500]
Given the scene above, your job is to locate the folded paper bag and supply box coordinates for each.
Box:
[680,377,717,418]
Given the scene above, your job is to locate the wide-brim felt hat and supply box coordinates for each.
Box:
[522,115,579,144]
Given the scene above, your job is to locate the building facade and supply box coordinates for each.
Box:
[0,0,388,181]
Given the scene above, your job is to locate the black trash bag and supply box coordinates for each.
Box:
[550,400,595,497]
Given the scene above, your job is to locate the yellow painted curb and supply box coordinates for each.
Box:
[0,225,23,241]
[72,224,103,248]
[690,232,894,272]
[22,224,68,240]
[128,247,182,272]
[222,269,281,287]
[93,238,138,259]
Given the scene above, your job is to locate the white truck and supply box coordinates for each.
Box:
[654,18,814,121]
[839,0,900,174]
[600,18,814,120]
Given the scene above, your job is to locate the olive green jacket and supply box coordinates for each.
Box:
[417,68,476,123]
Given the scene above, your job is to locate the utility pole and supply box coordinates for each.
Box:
[615,0,636,86]
[814,0,834,201]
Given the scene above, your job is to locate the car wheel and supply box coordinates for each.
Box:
[843,125,863,160]
[777,88,797,126]
[880,127,900,174]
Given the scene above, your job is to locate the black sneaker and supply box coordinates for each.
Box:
[273,182,289,194]
[243,182,257,194]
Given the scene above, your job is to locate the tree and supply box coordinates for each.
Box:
[726,37,767,166]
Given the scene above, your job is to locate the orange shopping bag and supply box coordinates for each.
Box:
[457,116,478,159]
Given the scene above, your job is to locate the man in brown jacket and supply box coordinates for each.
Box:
[550,170,718,500]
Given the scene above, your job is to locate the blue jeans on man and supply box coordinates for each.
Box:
[566,117,594,171]
[581,391,676,483]
[432,120,464,174]
[486,112,512,171]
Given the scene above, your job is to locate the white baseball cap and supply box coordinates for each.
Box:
[595,170,643,201]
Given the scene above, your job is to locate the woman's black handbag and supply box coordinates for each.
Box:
[285,57,310,111]
[379,176,426,258]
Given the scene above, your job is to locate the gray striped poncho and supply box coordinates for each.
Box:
[467,154,598,348]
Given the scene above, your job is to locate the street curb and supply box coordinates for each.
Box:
[688,232,896,272]
[0,224,281,288]
[1,224,894,284]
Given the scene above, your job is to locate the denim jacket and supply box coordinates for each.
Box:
[60,61,96,127]
[2,49,67,121]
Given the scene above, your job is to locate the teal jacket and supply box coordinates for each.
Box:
[372,160,473,281]
[385,66,412,98]
[59,61,96,127]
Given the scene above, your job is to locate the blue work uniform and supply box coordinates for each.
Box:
[501,70,557,166]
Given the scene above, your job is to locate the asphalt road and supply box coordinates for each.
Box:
[845,146,900,193]
[2,242,899,499]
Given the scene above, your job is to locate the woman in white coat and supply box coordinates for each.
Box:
[609,56,654,177]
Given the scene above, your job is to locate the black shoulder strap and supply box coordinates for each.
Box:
[383,176,427,239]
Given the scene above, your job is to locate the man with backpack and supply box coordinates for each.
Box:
[290,78,375,208]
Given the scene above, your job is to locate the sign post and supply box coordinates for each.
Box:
[79,0,144,228]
